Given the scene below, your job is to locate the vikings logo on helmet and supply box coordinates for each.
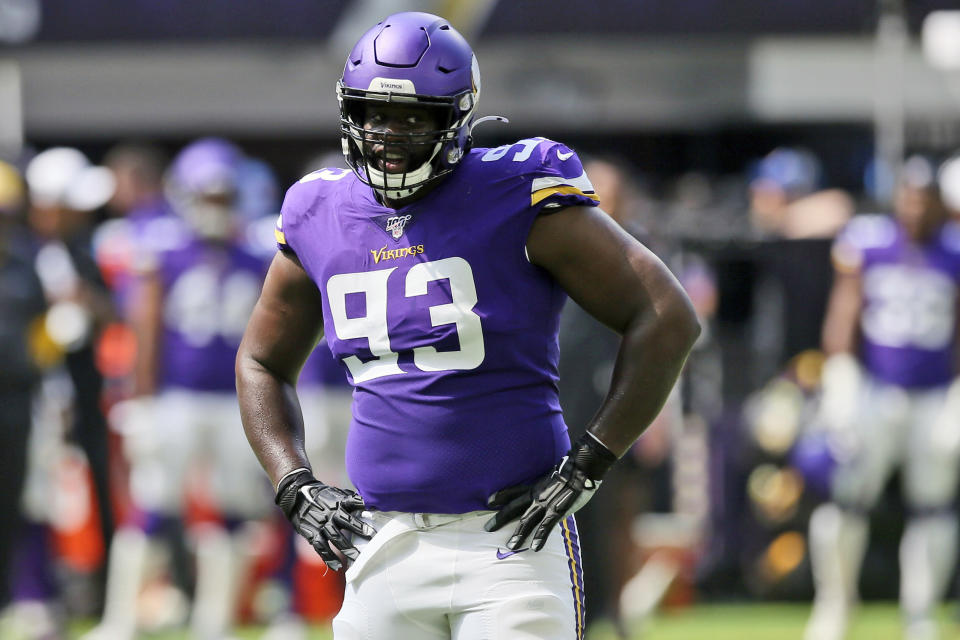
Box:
[336,12,482,201]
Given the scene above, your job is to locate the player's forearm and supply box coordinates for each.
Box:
[236,354,312,488]
[586,295,700,458]
[130,275,162,397]
[821,270,861,356]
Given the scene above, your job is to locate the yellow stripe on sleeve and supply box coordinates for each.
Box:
[275,227,287,245]
[531,186,600,207]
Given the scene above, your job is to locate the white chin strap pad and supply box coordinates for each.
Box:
[362,139,444,200]
[366,159,433,200]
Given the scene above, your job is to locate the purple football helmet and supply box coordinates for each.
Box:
[165,138,244,240]
[337,12,481,200]
[167,137,243,197]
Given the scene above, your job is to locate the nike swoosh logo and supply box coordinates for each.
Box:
[556,149,574,161]
[496,547,530,560]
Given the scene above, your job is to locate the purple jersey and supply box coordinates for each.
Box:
[93,198,193,320]
[155,235,265,392]
[277,138,599,513]
[833,214,960,388]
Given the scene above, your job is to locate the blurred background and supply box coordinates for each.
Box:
[3,0,960,638]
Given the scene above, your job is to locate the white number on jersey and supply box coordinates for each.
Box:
[164,265,262,348]
[861,264,956,350]
[299,168,351,184]
[325,257,486,383]
[481,137,545,163]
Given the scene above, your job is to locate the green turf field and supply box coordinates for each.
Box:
[65,603,960,639]
[594,603,960,640]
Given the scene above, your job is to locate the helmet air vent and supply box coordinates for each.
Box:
[374,24,430,67]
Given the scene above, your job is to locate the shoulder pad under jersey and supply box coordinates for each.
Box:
[477,137,600,213]
[276,167,353,255]
[831,213,897,273]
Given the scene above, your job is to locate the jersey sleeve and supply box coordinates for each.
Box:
[524,139,600,213]
[133,216,192,275]
[274,213,292,255]
[277,168,348,257]
[831,214,895,274]
[276,172,324,258]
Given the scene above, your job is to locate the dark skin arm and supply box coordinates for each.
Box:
[236,250,325,488]
[129,270,163,397]
[821,266,862,357]
[526,205,701,457]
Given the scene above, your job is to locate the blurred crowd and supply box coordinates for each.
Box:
[0,139,352,640]
[2,137,960,640]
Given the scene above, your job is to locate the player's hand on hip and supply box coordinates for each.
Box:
[484,433,617,551]
[275,470,375,571]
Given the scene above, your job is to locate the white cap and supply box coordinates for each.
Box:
[938,155,960,213]
[25,147,116,211]
[923,11,960,70]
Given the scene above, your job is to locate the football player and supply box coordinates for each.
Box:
[236,12,700,640]
[85,138,272,640]
[804,155,960,640]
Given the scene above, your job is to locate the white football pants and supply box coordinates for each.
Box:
[332,510,585,640]
[807,380,960,640]
[125,389,272,519]
[829,381,960,511]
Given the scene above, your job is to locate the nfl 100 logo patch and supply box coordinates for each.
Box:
[373,213,414,241]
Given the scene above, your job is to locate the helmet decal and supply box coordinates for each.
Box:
[366,77,417,94]
[471,54,481,96]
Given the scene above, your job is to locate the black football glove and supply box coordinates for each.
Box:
[484,433,618,551]
[275,470,375,571]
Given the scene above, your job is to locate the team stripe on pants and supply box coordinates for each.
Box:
[561,515,585,640]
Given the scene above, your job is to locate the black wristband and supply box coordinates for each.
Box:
[275,469,317,517]
[570,432,618,481]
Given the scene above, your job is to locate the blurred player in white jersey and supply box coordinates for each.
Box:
[804,156,960,640]
[85,138,272,640]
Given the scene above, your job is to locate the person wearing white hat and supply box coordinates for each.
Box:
[11,147,118,626]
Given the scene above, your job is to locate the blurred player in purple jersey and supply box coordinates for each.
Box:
[95,143,175,315]
[804,156,960,640]
[236,12,699,640]
[85,138,272,640]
